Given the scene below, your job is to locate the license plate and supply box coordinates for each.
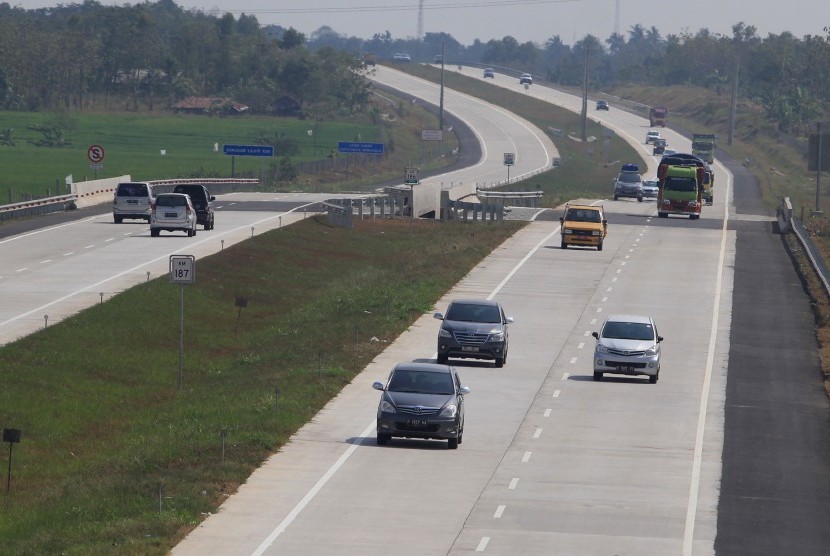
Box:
[127,200,138,204]
[461,346,479,352]
[620,365,636,372]
[165,212,178,217]
[408,419,428,427]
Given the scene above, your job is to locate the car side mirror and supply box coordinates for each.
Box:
[559,216,564,223]
[433,312,445,320]
[505,316,514,324]
[210,196,216,201]
[591,331,599,339]
[459,386,471,395]
[602,220,608,225]
[372,381,385,391]
[657,336,664,343]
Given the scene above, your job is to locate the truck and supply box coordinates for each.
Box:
[649,106,668,127]
[560,203,607,251]
[691,133,717,163]
[656,154,710,219]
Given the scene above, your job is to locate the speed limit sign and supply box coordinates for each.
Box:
[87,144,105,163]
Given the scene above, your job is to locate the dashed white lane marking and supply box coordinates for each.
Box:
[621,261,627,266]
[569,357,577,364]
[552,390,560,398]
[533,427,542,439]
[522,451,532,463]
[616,269,622,274]
[561,373,569,381]
[84,244,94,249]
[63,252,73,256]
[606,287,612,292]
[596,307,603,312]
[612,276,618,282]
[590,318,597,325]
[508,478,519,490]
[476,537,490,552]
[577,342,585,349]
[583,330,591,336]
[601,296,608,302]
[494,505,506,519]
[40,260,52,264]
[105,238,115,242]
[16,267,28,272]
[544,408,552,417]
[625,254,630,259]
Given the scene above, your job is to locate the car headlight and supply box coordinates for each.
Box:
[440,403,458,418]
[645,346,657,357]
[439,328,452,338]
[379,400,395,413]
[489,329,505,341]
[595,343,610,354]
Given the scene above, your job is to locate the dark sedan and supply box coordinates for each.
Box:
[373,362,469,449]
[434,299,513,367]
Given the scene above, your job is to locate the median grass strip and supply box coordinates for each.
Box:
[0,215,524,554]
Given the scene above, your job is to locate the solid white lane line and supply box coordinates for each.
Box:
[250,421,375,556]
[682,171,732,555]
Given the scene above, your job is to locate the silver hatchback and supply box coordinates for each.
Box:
[150,193,197,237]
[592,314,663,383]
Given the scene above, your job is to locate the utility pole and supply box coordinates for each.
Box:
[581,42,589,141]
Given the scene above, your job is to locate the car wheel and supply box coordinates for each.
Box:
[447,437,459,450]
[377,433,390,446]
[658,212,668,218]
[150,228,159,237]
[613,194,619,201]
[114,216,122,224]
[209,216,215,230]
[597,240,603,251]
[437,354,448,364]
[593,371,603,381]
[638,196,643,202]
[561,240,567,249]
[649,373,659,384]
[495,357,504,368]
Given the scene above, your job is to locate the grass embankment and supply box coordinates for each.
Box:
[0,91,459,202]
[0,216,524,554]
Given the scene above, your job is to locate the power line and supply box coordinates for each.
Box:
[211,0,580,16]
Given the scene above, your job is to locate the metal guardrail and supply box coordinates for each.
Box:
[0,194,79,222]
[788,201,830,298]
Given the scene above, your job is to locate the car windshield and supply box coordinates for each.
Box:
[565,209,602,223]
[445,303,501,323]
[388,369,455,395]
[602,321,654,341]
[618,173,641,183]
[117,184,148,196]
[664,176,697,192]
[157,196,186,207]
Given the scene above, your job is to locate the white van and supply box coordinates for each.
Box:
[113,181,154,223]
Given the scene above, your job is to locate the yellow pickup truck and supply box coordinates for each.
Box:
[559,203,608,251]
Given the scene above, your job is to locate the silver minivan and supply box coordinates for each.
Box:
[150,193,197,237]
[113,181,154,223]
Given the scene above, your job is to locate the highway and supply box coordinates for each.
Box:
[5,65,830,554]
[173,69,735,555]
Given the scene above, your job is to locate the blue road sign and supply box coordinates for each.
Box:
[338,141,384,154]
[223,144,274,157]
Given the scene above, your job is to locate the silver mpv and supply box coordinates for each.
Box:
[592,314,663,383]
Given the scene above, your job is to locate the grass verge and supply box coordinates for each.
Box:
[0,216,524,554]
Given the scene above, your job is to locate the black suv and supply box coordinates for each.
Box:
[172,184,215,230]
[434,299,513,367]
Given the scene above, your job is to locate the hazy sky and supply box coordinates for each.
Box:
[12,0,830,45]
